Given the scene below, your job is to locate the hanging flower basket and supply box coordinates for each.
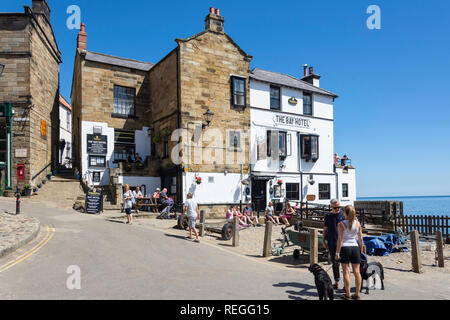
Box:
[161,127,171,137]
[277,179,283,185]
[125,163,132,172]
[195,177,202,185]
[241,178,250,186]
[136,162,145,170]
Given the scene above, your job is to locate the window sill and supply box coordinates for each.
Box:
[227,147,243,152]
[111,113,139,120]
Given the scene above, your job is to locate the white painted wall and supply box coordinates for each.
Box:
[183,172,250,205]
[118,176,161,197]
[59,104,72,165]
[336,167,357,205]
[80,121,151,186]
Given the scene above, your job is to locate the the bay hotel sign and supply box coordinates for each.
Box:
[273,114,311,129]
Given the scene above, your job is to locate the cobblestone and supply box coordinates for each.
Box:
[0,213,40,258]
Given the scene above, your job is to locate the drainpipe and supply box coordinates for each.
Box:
[297,132,303,203]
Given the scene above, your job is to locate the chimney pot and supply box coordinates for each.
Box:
[309,67,314,75]
[215,8,220,16]
[303,65,308,77]
[77,22,87,50]
[210,7,215,14]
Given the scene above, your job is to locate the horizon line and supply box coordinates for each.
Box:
[358,195,450,199]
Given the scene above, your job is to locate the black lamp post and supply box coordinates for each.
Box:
[202,109,214,129]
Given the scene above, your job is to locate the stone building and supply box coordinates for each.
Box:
[71,8,253,214]
[0,0,61,196]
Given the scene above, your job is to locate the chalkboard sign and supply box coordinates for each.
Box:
[87,134,108,155]
[85,190,103,214]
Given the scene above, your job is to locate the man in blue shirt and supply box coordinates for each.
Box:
[323,199,345,290]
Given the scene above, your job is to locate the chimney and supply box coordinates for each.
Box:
[205,7,224,33]
[301,65,321,87]
[32,0,51,22]
[303,65,308,77]
[77,23,87,50]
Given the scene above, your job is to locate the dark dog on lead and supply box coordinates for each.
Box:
[308,264,334,300]
[360,253,385,295]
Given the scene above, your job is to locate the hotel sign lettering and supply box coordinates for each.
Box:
[87,134,108,155]
[273,115,311,129]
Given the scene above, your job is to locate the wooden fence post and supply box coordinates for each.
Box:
[199,210,206,237]
[309,229,319,265]
[436,230,445,268]
[232,216,239,247]
[410,230,423,273]
[263,221,273,257]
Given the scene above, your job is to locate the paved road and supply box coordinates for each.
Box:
[0,198,448,300]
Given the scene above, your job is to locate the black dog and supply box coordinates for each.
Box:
[360,261,385,295]
[309,264,334,300]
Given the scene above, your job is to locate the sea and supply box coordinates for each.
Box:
[356,195,450,217]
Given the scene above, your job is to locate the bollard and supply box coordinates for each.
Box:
[410,230,423,273]
[309,229,319,265]
[199,210,206,237]
[232,216,239,247]
[436,230,444,268]
[16,186,21,215]
[263,221,273,257]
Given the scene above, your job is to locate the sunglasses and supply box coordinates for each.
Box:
[331,206,340,210]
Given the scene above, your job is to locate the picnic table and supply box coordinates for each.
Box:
[135,197,160,214]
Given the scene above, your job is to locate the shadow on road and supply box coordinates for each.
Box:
[164,233,191,240]
[273,282,318,300]
[106,219,127,224]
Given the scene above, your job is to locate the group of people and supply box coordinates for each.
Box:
[226,204,260,227]
[323,199,364,300]
[122,185,174,224]
[126,152,144,165]
[334,153,349,167]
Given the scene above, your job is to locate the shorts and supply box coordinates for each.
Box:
[125,208,132,215]
[340,246,361,264]
[187,215,197,229]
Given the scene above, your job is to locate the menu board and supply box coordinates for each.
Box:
[85,190,103,214]
[87,134,108,155]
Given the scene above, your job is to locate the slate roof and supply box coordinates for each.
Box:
[84,51,154,71]
[59,95,71,111]
[250,68,338,98]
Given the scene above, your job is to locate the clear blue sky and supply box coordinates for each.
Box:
[3,0,450,197]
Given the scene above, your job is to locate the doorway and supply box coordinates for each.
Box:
[252,179,267,216]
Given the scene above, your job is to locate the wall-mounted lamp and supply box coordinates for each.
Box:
[0,62,5,77]
[147,127,154,137]
[202,109,214,129]
[308,174,316,186]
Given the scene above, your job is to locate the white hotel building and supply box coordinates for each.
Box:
[249,66,356,212]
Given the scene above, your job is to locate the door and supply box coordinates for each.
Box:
[252,179,267,216]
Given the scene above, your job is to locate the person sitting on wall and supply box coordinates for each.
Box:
[243,203,259,227]
[265,202,281,225]
[126,152,134,164]
[135,153,143,164]
[341,155,349,167]
[281,202,295,226]
[334,153,341,167]
[152,188,161,204]
[159,188,169,209]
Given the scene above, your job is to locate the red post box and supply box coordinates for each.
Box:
[17,164,25,181]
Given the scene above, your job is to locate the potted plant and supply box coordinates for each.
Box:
[161,127,171,137]
[136,162,145,170]
[47,173,52,181]
[33,187,38,194]
[24,184,32,196]
[277,179,283,186]
[195,176,202,185]
[37,183,42,189]
[125,163,132,172]
[42,179,47,185]
[152,133,161,144]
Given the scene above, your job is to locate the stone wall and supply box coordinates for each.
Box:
[178,31,252,174]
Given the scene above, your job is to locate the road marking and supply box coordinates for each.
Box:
[0,225,55,273]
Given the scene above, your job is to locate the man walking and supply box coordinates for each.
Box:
[183,192,200,242]
[322,199,345,290]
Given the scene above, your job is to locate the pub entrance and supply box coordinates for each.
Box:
[251,178,269,217]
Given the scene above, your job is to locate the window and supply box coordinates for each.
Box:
[231,76,246,107]
[267,130,289,159]
[114,85,136,116]
[66,143,71,159]
[303,92,313,116]
[114,130,135,162]
[300,135,319,161]
[163,135,169,159]
[342,183,349,198]
[229,131,241,149]
[270,85,281,110]
[286,183,299,201]
[319,184,331,200]
[89,155,106,168]
[66,110,71,131]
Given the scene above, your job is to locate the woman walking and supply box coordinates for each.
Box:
[123,184,134,225]
[336,205,364,300]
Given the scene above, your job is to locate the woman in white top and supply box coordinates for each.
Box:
[123,184,134,225]
[336,205,364,300]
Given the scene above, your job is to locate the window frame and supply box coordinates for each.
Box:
[229,130,241,149]
[300,134,319,162]
[230,76,247,108]
[342,183,349,198]
[319,183,331,200]
[113,85,136,117]
[114,129,136,163]
[267,130,289,160]
[303,92,313,116]
[270,85,281,110]
[286,183,299,201]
